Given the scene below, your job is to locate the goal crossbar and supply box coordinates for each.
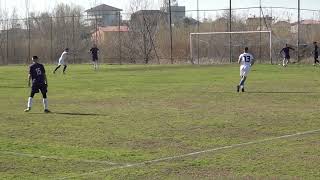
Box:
[190,31,273,64]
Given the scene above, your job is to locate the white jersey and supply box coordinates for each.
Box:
[58,51,69,65]
[239,53,254,66]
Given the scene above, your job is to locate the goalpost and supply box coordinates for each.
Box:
[190,31,272,64]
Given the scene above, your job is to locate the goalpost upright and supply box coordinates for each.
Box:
[190,31,272,64]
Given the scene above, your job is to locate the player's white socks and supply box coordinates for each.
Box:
[94,62,98,70]
[43,98,48,110]
[27,97,33,109]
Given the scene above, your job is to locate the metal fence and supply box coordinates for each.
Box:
[0,2,319,65]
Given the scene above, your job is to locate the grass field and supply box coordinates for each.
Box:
[0,64,320,179]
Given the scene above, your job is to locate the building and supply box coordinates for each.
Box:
[291,20,320,33]
[246,15,273,30]
[91,26,129,43]
[161,5,186,25]
[85,4,122,27]
[131,10,168,27]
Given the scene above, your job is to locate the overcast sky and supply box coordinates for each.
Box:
[1,0,319,20]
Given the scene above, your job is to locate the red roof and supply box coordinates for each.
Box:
[98,26,129,32]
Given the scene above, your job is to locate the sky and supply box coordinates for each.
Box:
[0,0,319,20]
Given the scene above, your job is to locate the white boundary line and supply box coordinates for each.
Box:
[0,151,120,165]
[59,128,320,180]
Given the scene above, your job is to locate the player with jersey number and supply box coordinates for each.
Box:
[25,56,50,113]
[237,47,254,92]
[53,48,69,74]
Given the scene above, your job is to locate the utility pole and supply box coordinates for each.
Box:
[297,0,300,62]
[169,0,173,64]
[197,0,200,64]
[259,0,262,61]
[229,0,232,63]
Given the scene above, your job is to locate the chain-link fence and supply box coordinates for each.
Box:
[0,2,319,65]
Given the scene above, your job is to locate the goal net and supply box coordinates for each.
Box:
[190,31,272,64]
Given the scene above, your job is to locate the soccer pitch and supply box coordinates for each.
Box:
[0,64,320,179]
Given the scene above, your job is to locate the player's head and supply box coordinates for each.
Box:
[32,56,39,63]
[93,44,97,48]
[65,48,69,52]
[285,43,288,47]
[244,47,249,53]
[314,41,317,45]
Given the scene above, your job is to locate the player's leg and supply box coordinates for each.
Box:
[53,65,61,73]
[315,56,319,65]
[63,65,67,74]
[239,76,247,91]
[237,66,244,92]
[282,58,286,67]
[24,90,36,112]
[40,85,50,113]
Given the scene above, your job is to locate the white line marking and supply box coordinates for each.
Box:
[59,128,320,180]
[0,151,119,165]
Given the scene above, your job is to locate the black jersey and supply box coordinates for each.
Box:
[281,47,294,58]
[90,47,99,58]
[29,63,46,84]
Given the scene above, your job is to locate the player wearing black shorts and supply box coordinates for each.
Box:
[25,56,50,113]
[89,44,99,70]
[313,42,319,66]
[280,44,295,67]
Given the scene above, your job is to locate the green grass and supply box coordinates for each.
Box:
[0,64,320,179]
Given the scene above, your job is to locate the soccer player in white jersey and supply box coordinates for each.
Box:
[53,48,69,74]
[237,47,254,92]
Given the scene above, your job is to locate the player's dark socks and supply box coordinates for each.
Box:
[53,65,61,73]
[237,85,240,92]
[242,87,245,92]
[63,65,67,74]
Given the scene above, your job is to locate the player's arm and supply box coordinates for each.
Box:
[238,55,242,64]
[44,73,48,87]
[43,66,48,86]
[289,47,295,51]
[27,74,31,87]
[279,48,284,55]
[251,58,255,66]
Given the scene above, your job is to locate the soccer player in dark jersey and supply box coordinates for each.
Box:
[89,44,99,70]
[280,44,295,67]
[25,56,50,113]
[312,41,319,66]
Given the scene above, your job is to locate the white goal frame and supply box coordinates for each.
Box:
[190,31,272,64]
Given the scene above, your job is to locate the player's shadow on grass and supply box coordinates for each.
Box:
[30,112,108,116]
[53,112,108,116]
[0,85,26,89]
[246,91,317,94]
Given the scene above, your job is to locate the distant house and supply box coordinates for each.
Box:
[273,21,291,28]
[91,26,129,43]
[272,20,292,35]
[246,15,273,30]
[85,4,122,27]
[130,10,168,28]
[161,5,186,25]
[291,20,320,33]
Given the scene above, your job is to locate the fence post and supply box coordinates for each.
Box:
[6,19,9,64]
[118,11,122,65]
[229,0,232,63]
[297,0,300,62]
[72,14,76,64]
[50,16,53,63]
[169,0,173,64]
